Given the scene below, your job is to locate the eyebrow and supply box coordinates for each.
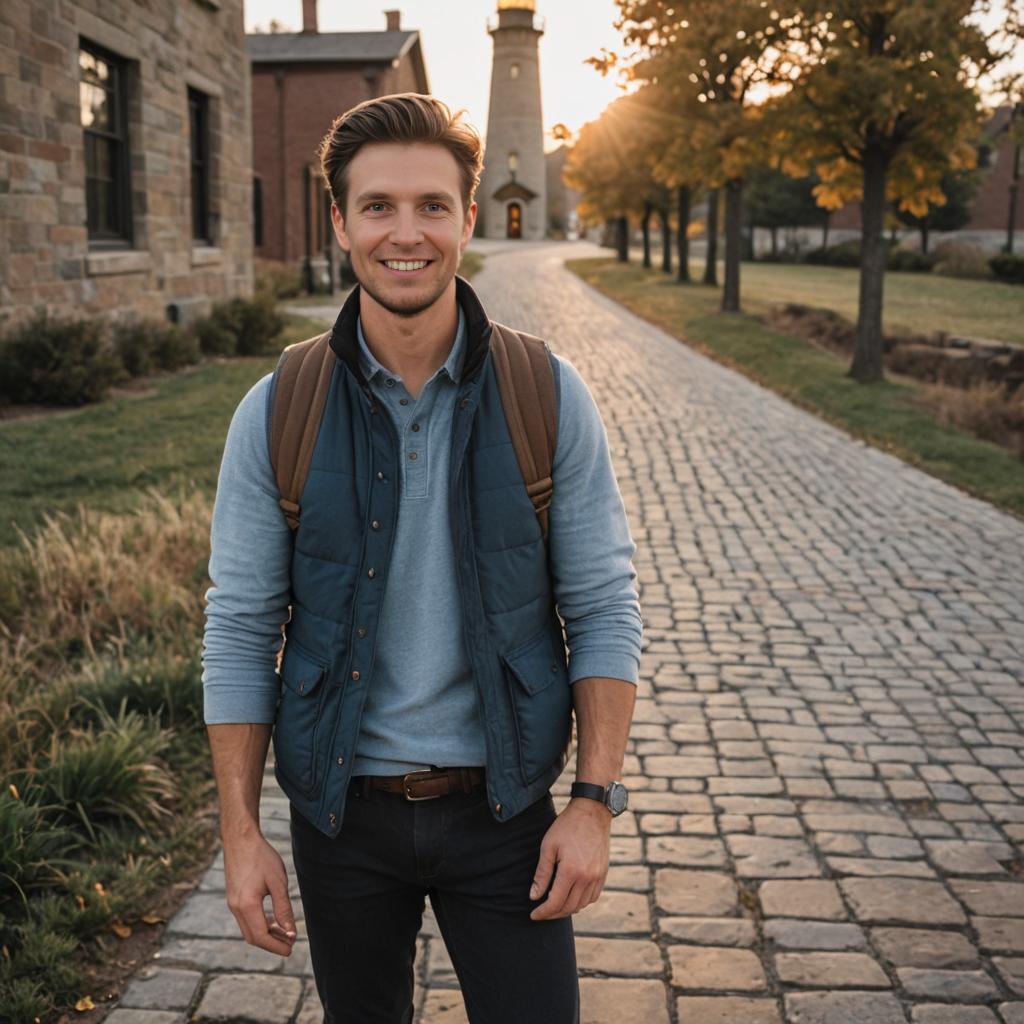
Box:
[354,190,457,206]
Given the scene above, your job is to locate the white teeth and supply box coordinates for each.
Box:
[384,260,429,271]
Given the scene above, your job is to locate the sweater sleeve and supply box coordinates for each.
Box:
[201,372,292,723]
[548,353,643,685]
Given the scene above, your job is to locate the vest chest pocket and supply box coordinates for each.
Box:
[272,642,328,797]
[501,626,573,786]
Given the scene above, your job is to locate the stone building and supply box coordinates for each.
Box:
[0,0,253,330]
[248,4,429,287]
[476,0,547,241]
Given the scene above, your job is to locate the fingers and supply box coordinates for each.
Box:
[530,842,557,901]
[267,870,298,941]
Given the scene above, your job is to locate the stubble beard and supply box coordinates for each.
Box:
[353,257,453,319]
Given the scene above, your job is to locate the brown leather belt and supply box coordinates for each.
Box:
[353,766,486,801]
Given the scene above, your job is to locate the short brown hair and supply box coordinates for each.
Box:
[318,93,483,216]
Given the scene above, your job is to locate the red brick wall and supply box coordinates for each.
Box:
[251,57,424,264]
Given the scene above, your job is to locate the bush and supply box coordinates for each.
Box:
[255,259,303,300]
[0,313,124,408]
[152,323,200,371]
[804,239,864,267]
[990,252,1024,285]
[888,248,935,273]
[931,240,993,280]
[111,321,154,377]
[196,293,284,357]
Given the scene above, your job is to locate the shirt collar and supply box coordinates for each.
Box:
[356,303,466,386]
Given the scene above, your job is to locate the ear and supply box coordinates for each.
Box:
[331,202,351,252]
[460,200,478,251]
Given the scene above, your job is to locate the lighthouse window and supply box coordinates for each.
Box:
[510,63,520,80]
[508,152,518,174]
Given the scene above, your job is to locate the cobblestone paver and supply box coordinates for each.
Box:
[116,242,1024,1023]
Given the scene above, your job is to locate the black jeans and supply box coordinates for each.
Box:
[289,780,579,1024]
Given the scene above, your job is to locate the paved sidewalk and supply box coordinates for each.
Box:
[109,243,1024,1023]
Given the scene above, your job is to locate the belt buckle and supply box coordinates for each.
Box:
[402,767,443,801]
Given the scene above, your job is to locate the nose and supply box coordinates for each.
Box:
[388,205,424,247]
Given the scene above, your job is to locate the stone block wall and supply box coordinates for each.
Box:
[0,0,253,330]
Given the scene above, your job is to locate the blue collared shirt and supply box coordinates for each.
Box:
[202,304,642,775]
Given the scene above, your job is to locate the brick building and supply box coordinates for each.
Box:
[248,4,429,288]
[0,0,253,330]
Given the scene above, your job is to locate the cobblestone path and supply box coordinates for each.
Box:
[107,243,1024,1024]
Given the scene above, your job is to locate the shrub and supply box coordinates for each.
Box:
[917,378,1024,456]
[196,293,284,357]
[111,320,154,377]
[804,239,864,267]
[151,323,200,370]
[931,240,993,280]
[0,312,124,408]
[990,252,1024,285]
[255,259,303,300]
[888,248,935,273]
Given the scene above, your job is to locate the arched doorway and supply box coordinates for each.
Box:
[506,202,522,239]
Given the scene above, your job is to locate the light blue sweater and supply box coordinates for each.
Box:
[202,304,642,775]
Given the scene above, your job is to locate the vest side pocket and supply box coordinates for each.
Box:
[501,626,572,786]
[273,641,329,798]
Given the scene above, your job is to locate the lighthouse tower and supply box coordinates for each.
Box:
[477,0,547,240]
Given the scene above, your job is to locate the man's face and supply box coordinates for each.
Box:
[331,142,477,319]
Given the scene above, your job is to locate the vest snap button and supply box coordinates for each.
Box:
[371,520,380,530]
[337,755,344,766]
[376,471,385,480]
[495,802,502,813]
[351,670,360,681]
[357,627,367,638]
[367,567,376,578]
[329,812,337,827]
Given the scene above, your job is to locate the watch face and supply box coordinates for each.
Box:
[607,782,628,815]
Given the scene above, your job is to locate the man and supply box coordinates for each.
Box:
[202,93,642,1024]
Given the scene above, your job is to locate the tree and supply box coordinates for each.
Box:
[776,1,1000,382]
[595,1,794,312]
[895,167,980,253]
[743,167,823,257]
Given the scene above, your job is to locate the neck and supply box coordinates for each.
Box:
[359,278,459,397]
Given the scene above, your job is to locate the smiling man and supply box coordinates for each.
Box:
[201,94,642,1024]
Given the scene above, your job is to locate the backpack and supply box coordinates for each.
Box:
[269,321,558,540]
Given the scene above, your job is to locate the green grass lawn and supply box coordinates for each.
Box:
[0,313,328,548]
[672,258,1024,345]
[569,257,1024,520]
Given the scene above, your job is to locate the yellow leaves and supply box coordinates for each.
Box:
[141,912,164,925]
[8,783,18,800]
[75,894,85,911]
[74,996,95,1011]
[110,921,132,939]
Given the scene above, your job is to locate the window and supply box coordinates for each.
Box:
[80,41,132,244]
[253,176,263,248]
[510,63,520,80]
[508,152,519,175]
[189,87,211,242]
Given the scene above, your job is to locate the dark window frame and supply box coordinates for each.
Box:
[253,175,263,248]
[80,38,133,247]
[189,86,211,243]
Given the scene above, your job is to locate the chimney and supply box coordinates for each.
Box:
[302,0,318,33]
[384,9,401,31]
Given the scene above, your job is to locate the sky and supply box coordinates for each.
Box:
[244,0,633,151]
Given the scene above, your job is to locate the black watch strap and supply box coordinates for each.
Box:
[570,782,607,803]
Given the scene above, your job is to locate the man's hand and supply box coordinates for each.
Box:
[529,798,612,921]
[224,832,297,956]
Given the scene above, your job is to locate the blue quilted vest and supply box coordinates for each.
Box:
[269,276,572,838]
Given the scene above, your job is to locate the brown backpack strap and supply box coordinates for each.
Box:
[269,330,335,530]
[489,321,558,542]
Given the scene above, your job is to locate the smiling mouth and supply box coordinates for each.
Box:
[381,259,433,274]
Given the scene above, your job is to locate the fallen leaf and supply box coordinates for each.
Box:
[8,783,18,800]
[110,922,131,939]
[141,913,164,925]
[74,996,95,1011]
[75,895,85,911]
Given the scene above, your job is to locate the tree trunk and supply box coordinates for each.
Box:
[616,216,629,262]
[677,185,691,283]
[822,212,830,250]
[1006,137,1020,253]
[641,201,652,269]
[659,207,672,273]
[704,187,719,286]
[721,178,743,313]
[849,146,890,383]
[770,225,778,258]
[920,222,930,255]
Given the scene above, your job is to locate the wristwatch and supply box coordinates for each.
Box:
[570,780,629,816]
